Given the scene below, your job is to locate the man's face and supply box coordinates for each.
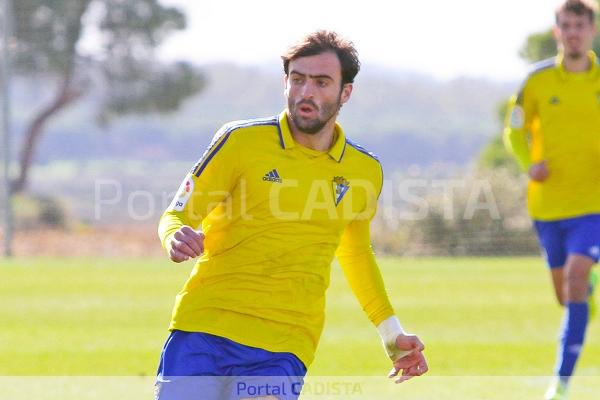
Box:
[284,51,352,134]
[554,10,597,59]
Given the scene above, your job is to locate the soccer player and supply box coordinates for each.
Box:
[504,1,600,398]
[155,30,428,400]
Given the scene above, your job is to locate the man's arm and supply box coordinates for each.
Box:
[504,91,550,181]
[335,218,394,324]
[158,126,240,262]
[503,94,533,171]
[335,218,428,382]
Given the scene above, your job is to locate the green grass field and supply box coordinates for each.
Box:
[1,257,598,399]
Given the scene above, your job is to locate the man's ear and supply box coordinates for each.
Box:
[552,25,560,42]
[340,83,353,105]
[283,74,289,96]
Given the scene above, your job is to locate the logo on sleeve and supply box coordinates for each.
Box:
[169,175,194,211]
[332,176,350,206]
[509,105,525,129]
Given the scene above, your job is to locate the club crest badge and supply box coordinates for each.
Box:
[332,176,350,206]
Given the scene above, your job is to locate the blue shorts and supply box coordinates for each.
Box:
[155,330,307,400]
[533,214,600,268]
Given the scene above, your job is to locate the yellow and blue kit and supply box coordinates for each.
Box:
[504,51,600,221]
[505,52,600,388]
[158,110,394,368]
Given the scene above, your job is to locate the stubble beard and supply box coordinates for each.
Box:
[566,50,585,60]
[288,94,342,135]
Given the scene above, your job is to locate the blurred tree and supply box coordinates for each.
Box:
[10,0,204,192]
[519,30,557,62]
[477,101,520,174]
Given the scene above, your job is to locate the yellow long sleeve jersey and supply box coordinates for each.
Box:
[158,110,394,367]
[504,51,600,221]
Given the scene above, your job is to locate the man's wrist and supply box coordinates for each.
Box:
[162,232,177,254]
[377,316,406,344]
[377,316,411,360]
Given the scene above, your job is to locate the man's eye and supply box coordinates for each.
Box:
[317,80,328,87]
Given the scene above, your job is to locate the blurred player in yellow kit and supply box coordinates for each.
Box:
[155,30,427,400]
[504,1,600,398]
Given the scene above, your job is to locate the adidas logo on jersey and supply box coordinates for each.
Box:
[263,169,282,183]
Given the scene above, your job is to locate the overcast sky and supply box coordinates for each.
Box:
[146,1,561,81]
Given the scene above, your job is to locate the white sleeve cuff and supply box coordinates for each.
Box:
[377,316,411,361]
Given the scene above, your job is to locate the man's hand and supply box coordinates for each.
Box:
[168,226,205,263]
[387,333,428,384]
[528,160,549,182]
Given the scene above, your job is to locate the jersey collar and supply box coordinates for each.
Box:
[556,50,599,80]
[278,110,347,163]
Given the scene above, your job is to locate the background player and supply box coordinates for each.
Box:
[504,1,600,398]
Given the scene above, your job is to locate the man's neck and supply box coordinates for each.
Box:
[563,52,592,73]
[288,116,337,152]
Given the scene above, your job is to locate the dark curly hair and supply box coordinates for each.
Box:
[281,30,360,85]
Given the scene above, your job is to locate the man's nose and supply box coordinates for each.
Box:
[299,81,316,99]
[566,26,581,36]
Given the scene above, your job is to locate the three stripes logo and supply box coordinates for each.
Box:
[263,169,283,183]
